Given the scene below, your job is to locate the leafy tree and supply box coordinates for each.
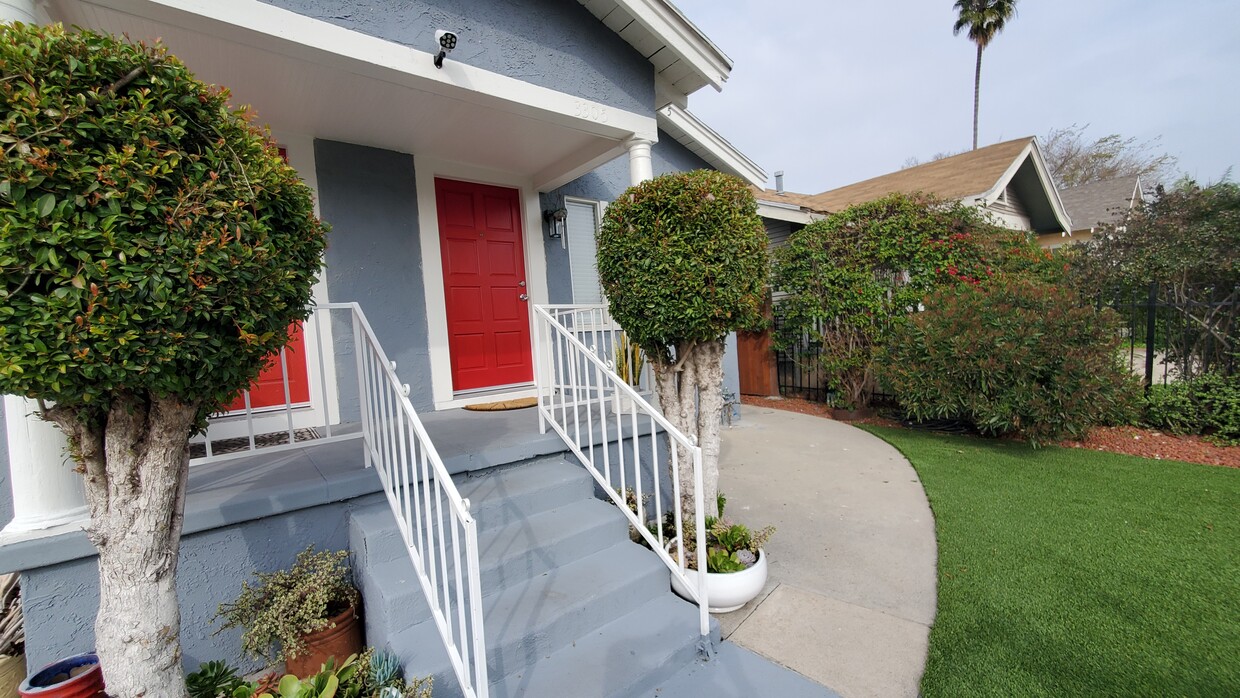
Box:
[1043,123,1178,188]
[953,0,1019,150]
[0,24,326,695]
[596,171,767,518]
[1073,179,1239,376]
[771,193,1039,409]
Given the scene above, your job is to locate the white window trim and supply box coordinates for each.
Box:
[414,156,549,411]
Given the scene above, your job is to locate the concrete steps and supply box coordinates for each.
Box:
[348,453,712,698]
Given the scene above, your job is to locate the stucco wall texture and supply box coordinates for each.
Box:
[21,496,378,673]
[315,139,435,414]
[258,0,653,115]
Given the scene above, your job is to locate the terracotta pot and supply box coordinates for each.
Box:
[18,652,106,698]
[285,604,363,677]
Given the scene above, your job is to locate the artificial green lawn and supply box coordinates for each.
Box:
[859,426,1240,697]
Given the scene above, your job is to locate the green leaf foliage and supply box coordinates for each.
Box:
[878,276,1142,446]
[0,24,327,425]
[595,170,767,361]
[1144,371,1240,445]
[771,192,1055,407]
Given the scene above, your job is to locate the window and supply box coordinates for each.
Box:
[565,198,605,304]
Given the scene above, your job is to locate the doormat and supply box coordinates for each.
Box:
[463,397,538,412]
[190,427,322,459]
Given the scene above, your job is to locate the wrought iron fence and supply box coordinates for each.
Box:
[1103,282,1238,387]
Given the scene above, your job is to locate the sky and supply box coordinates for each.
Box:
[673,0,1240,195]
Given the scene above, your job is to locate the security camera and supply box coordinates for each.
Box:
[434,30,457,69]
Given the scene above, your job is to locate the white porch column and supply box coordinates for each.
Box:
[3,396,87,533]
[626,137,655,186]
[1,0,51,23]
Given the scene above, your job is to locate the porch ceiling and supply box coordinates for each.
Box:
[51,0,651,188]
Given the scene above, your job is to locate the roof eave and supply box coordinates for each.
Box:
[979,139,1073,234]
[657,104,766,187]
[595,0,733,94]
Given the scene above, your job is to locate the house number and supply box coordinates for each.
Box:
[574,101,608,123]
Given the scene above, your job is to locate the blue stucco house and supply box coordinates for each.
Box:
[0,1,846,696]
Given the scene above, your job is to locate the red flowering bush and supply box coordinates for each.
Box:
[878,277,1141,445]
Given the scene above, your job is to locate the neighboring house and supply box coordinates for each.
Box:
[805,136,1071,236]
[1047,176,1145,249]
[0,0,795,691]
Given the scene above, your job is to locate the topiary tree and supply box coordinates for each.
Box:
[0,24,326,695]
[596,170,766,518]
[771,192,1009,409]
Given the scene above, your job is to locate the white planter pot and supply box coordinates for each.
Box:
[610,393,636,415]
[670,548,768,613]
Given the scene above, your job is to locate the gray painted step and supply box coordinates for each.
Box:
[650,642,842,697]
[348,454,592,569]
[357,498,629,642]
[397,541,668,687]
[486,595,707,698]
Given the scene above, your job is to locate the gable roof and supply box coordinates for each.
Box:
[1058,177,1144,232]
[810,138,1033,211]
[804,137,1072,234]
[578,0,733,95]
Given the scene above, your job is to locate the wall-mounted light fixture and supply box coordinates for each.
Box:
[543,208,567,239]
[434,30,457,69]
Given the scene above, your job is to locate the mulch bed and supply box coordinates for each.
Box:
[740,395,1239,469]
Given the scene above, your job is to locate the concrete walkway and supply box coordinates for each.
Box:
[714,404,938,698]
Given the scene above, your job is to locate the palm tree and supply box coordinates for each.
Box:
[953,0,1018,150]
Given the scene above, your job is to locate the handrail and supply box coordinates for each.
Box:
[532,304,711,642]
[342,301,489,698]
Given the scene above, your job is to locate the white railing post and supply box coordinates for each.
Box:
[353,309,372,469]
[532,304,710,647]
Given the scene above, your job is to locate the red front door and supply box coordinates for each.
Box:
[436,178,533,391]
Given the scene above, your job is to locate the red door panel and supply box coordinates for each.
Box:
[436,178,533,391]
[227,322,311,411]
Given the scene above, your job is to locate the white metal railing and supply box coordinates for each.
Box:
[532,304,710,642]
[189,304,357,465]
[349,302,489,698]
[190,303,489,697]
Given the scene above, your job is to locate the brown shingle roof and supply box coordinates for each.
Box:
[1058,177,1141,232]
[807,137,1035,212]
[748,186,828,213]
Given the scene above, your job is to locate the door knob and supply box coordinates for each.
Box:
[519,293,529,301]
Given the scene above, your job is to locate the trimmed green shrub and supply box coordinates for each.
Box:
[597,170,767,357]
[879,276,1141,445]
[1143,382,1202,436]
[1145,372,1240,444]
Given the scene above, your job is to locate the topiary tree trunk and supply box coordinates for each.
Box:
[46,395,200,692]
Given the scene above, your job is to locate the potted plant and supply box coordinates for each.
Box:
[187,648,432,698]
[665,495,774,613]
[611,331,645,414]
[17,652,106,697]
[216,547,363,676]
